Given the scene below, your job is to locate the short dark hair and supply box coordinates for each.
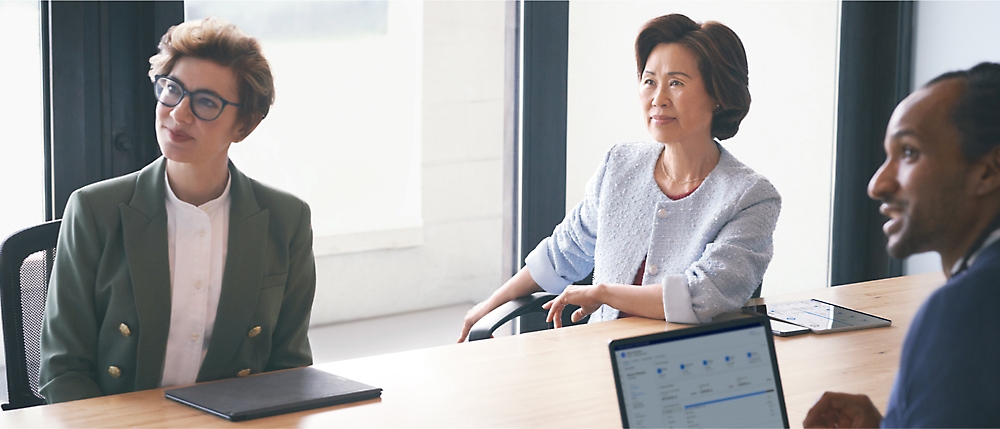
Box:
[927,62,1000,161]
[635,14,750,140]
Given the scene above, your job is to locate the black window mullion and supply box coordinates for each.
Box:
[41,0,52,221]
[519,0,569,265]
[830,1,913,285]
[48,1,105,218]
[44,0,182,218]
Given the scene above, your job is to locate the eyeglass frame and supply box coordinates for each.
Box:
[153,75,243,121]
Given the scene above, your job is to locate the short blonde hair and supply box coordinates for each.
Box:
[149,17,274,132]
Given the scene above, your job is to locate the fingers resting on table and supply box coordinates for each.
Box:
[542,285,603,328]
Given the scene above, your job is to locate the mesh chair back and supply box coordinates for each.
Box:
[0,220,61,410]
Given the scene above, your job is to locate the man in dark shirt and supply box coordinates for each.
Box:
[803,63,1000,428]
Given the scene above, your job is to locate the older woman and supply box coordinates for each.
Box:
[40,18,315,403]
[458,14,780,341]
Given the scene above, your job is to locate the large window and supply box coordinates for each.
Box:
[186,1,509,324]
[0,0,43,371]
[565,1,842,295]
[0,2,45,242]
[187,1,423,247]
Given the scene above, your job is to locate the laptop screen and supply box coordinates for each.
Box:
[609,317,788,428]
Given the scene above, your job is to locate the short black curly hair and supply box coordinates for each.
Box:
[927,62,1000,162]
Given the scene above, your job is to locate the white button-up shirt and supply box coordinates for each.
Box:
[160,172,231,387]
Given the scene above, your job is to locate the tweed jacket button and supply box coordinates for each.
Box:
[237,369,251,377]
[248,326,262,338]
[656,208,667,218]
[119,323,131,337]
[647,264,659,275]
[108,366,121,378]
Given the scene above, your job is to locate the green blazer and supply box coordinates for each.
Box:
[40,158,315,403]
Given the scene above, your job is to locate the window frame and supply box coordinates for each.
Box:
[43,0,183,220]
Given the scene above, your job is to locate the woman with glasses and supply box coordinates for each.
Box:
[40,18,316,403]
[458,14,781,341]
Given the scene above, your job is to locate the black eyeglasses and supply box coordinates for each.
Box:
[153,75,241,121]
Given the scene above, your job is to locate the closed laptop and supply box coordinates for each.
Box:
[165,366,382,421]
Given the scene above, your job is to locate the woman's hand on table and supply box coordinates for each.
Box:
[457,268,544,343]
[542,284,606,328]
[457,299,500,343]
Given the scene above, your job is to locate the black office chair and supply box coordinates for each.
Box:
[467,292,586,341]
[0,220,61,410]
[466,282,762,341]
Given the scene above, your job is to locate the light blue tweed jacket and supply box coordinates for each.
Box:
[524,142,781,323]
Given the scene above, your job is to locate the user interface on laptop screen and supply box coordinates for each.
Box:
[610,319,787,428]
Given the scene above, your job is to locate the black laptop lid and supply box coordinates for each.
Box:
[608,316,789,428]
[165,367,382,421]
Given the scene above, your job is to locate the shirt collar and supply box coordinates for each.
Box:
[164,170,232,214]
[951,227,1000,275]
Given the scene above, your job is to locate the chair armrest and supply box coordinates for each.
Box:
[467,292,557,341]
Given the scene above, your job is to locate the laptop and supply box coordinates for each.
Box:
[165,367,382,421]
[609,315,789,428]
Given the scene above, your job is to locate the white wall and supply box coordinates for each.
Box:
[230,2,425,253]
[309,1,507,324]
[565,1,841,296]
[904,0,1000,275]
[225,1,508,325]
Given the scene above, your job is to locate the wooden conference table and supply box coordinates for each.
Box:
[0,272,945,428]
